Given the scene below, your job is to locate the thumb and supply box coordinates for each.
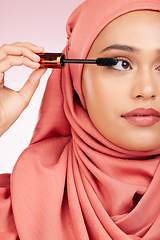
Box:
[18,68,47,108]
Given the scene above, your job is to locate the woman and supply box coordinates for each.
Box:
[1,0,160,239]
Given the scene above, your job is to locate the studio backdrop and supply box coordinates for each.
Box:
[0,0,84,173]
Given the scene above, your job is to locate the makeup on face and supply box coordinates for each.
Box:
[82,10,160,151]
[121,108,160,127]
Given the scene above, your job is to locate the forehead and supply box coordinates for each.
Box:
[89,10,160,54]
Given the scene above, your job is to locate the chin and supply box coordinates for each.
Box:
[113,128,160,152]
[120,141,160,152]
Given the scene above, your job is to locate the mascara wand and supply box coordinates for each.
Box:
[38,53,118,69]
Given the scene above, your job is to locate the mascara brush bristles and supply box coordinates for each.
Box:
[96,57,118,67]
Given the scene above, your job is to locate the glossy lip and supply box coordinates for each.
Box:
[122,108,160,127]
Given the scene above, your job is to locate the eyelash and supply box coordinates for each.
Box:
[105,57,160,72]
[108,57,132,71]
[155,65,160,71]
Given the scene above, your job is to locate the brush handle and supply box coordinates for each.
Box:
[38,53,65,68]
[63,59,96,64]
[38,53,97,68]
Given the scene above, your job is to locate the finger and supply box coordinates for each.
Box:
[0,72,4,85]
[13,42,44,53]
[0,44,43,62]
[0,56,40,72]
[18,68,47,108]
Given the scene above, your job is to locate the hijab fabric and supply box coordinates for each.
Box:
[1,0,160,239]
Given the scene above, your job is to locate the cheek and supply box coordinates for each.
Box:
[82,66,122,135]
[82,66,123,114]
[82,66,111,114]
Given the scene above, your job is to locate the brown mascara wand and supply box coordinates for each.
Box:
[38,53,118,69]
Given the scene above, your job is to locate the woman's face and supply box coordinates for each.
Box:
[82,11,160,151]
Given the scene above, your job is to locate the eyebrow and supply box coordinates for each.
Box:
[100,44,139,53]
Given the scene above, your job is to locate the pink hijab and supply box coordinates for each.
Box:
[1,0,160,239]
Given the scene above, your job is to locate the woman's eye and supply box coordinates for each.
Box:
[112,59,131,71]
[155,65,160,71]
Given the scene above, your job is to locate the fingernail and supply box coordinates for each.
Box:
[31,53,40,61]
[37,46,44,50]
[34,62,40,69]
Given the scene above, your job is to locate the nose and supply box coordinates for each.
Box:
[131,69,158,100]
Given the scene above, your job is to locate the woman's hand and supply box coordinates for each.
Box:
[0,42,47,137]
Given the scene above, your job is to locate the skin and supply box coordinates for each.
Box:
[0,42,46,136]
[82,11,160,151]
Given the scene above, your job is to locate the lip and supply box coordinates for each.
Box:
[122,108,160,126]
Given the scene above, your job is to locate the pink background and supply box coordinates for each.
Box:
[0,0,84,173]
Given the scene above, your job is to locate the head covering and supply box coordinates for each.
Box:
[11,0,160,239]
